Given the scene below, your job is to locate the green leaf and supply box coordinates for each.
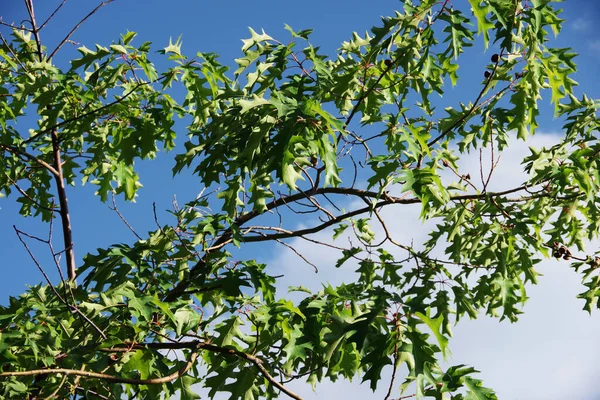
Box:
[179,375,201,400]
[415,309,451,359]
[464,376,498,400]
[468,0,494,48]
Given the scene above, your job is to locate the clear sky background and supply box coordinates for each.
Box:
[1,1,600,399]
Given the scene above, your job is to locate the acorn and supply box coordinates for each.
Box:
[491,53,499,63]
[484,70,491,79]
[559,246,567,255]
[563,254,571,261]
[553,251,562,259]
[384,59,393,67]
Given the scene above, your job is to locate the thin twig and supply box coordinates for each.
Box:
[44,373,69,400]
[110,194,142,240]
[74,387,109,400]
[14,226,66,304]
[38,0,68,31]
[3,173,58,212]
[384,322,401,400]
[428,64,497,147]
[48,1,114,59]
[166,183,539,300]
[0,19,32,31]
[0,143,60,177]
[273,237,318,272]
[0,32,28,71]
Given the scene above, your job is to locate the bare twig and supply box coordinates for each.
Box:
[483,127,501,192]
[14,226,66,304]
[48,1,114,60]
[44,373,69,400]
[3,173,58,212]
[441,159,478,192]
[273,237,318,272]
[0,19,32,31]
[74,387,109,400]
[110,194,142,240]
[38,0,68,31]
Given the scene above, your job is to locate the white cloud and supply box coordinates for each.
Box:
[265,132,600,400]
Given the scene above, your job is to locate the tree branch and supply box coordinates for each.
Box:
[24,0,43,60]
[50,128,77,280]
[0,143,60,176]
[103,341,305,400]
[165,183,537,301]
[1,341,303,400]
[0,343,200,385]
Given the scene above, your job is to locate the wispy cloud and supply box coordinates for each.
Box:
[590,40,600,56]
[573,17,591,31]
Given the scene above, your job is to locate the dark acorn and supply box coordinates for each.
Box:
[553,251,562,259]
[484,70,491,79]
[559,246,567,255]
[491,53,499,63]
[384,59,393,67]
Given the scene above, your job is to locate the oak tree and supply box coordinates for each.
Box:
[1,0,598,399]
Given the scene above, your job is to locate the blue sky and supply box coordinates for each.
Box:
[1,1,600,399]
